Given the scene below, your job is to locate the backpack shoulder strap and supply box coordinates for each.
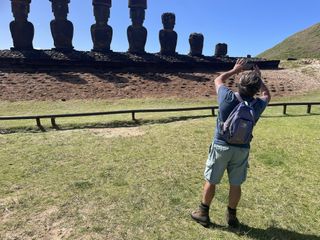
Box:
[235,92,258,124]
[235,92,250,106]
[235,92,258,107]
[234,92,243,102]
[249,98,258,107]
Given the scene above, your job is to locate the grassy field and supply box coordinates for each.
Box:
[1,92,320,239]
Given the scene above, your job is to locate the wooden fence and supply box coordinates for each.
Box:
[0,102,319,131]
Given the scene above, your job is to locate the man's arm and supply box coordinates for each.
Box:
[253,65,271,103]
[260,81,271,103]
[214,58,246,94]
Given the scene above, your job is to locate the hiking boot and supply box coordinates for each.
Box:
[191,203,211,227]
[226,206,240,229]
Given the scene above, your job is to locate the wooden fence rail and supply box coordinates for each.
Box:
[0,102,319,131]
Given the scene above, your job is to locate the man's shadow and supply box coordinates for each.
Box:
[207,222,320,240]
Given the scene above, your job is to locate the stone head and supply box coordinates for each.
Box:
[11,0,31,21]
[93,1,111,24]
[162,13,175,30]
[215,43,228,57]
[50,0,70,20]
[189,33,204,56]
[130,8,145,26]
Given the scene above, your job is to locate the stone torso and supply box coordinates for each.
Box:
[10,20,34,50]
[50,19,74,50]
[91,24,113,52]
[127,25,147,54]
[159,29,177,55]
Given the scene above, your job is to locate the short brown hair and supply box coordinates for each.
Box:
[238,72,262,97]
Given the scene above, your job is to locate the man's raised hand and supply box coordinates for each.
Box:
[233,58,247,74]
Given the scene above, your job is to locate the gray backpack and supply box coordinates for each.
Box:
[220,93,257,145]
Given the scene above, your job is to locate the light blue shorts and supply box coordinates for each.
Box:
[204,143,249,185]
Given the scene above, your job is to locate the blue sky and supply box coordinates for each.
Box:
[0,0,319,57]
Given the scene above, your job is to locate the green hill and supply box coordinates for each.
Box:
[258,22,320,60]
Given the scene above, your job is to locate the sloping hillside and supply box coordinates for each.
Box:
[258,23,320,60]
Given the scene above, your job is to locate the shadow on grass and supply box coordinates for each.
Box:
[207,222,320,240]
[0,114,212,134]
[261,113,320,118]
[239,224,320,240]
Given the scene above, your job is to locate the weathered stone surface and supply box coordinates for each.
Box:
[91,0,113,52]
[10,0,34,50]
[128,0,147,9]
[189,33,204,57]
[0,49,280,73]
[159,13,177,56]
[127,1,147,54]
[93,0,111,7]
[50,0,74,52]
[215,43,228,57]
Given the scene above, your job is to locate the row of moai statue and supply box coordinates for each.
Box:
[9,0,229,57]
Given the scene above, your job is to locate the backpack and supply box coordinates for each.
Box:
[219,93,257,145]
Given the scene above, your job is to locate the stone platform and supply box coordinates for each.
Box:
[0,50,280,73]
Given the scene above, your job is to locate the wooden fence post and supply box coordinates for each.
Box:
[211,108,215,116]
[36,118,45,132]
[283,105,287,115]
[132,112,136,121]
[51,117,59,129]
[307,104,312,114]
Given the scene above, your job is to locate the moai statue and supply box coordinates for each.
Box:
[127,0,147,54]
[91,0,113,52]
[50,0,74,51]
[10,0,34,50]
[215,43,228,57]
[159,12,177,55]
[189,33,204,57]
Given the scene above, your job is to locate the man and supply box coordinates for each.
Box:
[191,58,271,228]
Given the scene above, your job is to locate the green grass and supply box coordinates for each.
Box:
[1,91,319,133]
[1,94,320,239]
[0,98,216,132]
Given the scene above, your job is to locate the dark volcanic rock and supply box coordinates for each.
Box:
[10,0,34,50]
[127,0,147,54]
[159,13,178,56]
[0,49,280,72]
[91,0,113,53]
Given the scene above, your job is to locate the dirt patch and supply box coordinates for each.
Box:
[1,205,73,240]
[34,207,73,240]
[43,220,73,240]
[0,196,19,225]
[89,127,145,138]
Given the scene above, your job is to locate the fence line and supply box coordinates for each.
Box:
[0,102,319,131]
